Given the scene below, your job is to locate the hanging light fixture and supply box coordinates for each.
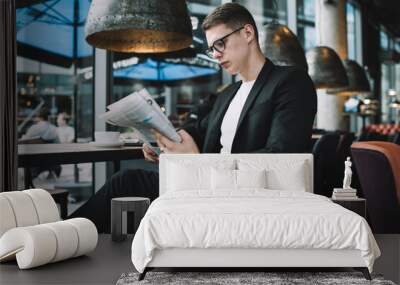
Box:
[261,21,308,71]
[333,59,370,96]
[306,46,348,89]
[85,0,193,53]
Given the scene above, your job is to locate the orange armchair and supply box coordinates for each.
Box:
[351,141,400,233]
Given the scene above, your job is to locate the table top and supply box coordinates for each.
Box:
[46,188,69,195]
[112,197,150,202]
[18,143,143,167]
[18,143,142,154]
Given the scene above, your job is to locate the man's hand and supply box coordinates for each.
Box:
[142,143,159,163]
[154,129,200,154]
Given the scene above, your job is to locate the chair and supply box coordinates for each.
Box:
[0,189,98,269]
[312,132,340,197]
[351,141,400,233]
[393,132,400,145]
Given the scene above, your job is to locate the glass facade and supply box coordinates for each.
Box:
[346,2,356,60]
[234,0,288,58]
[297,0,316,50]
[16,1,94,202]
[381,63,392,122]
[380,30,390,51]
[380,29,398,123]
[233,0,287,26]
[396,42,400,94]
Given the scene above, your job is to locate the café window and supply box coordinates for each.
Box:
[346,1,356,60]
[233,0,287,26]
[380,30,397,123]
[297,0,316,50]
[16,0,94,203]
[380,30,390,51]
[396,42,400,95]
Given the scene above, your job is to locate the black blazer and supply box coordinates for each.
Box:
[184,59,317,153]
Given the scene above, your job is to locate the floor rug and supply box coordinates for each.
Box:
[116,271,396,285]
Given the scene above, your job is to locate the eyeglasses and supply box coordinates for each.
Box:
[205,26,244,58]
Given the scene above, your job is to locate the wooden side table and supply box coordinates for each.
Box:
[331,197,366,218]
[111,197,150,242]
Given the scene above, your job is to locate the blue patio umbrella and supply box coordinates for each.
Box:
[16,0,93,67]
[17,0,94,144]
[114,58,219,82]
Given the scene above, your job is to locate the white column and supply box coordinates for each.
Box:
[315,0,348,59]
[315,0,349,131]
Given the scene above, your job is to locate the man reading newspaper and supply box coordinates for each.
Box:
[71,3,317,233]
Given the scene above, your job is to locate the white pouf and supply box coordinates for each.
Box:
[0,189,98,269]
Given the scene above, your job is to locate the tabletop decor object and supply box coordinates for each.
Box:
[332,157,358,200]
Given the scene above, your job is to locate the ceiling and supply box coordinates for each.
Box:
[363,0,400,38]
[17,0,400,39]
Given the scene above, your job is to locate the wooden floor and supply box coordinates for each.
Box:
[1,234,398,285]
[373,234,400,284]
[0,235,134,285]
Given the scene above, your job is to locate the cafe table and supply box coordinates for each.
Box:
[18,143,143,189]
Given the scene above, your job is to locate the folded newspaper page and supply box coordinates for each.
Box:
[100,89,181,147]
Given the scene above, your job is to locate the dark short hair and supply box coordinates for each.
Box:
[59,112,71,124]
[201,3,258,41]
[38,107,50,120]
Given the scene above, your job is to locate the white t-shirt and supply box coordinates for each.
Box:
[220,80,255,153]
[21,121,59,142]
[57,126,75,143]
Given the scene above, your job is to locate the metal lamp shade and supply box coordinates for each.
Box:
[261,22,308,71]
[327,59,371,95]
[85,0,193,53]
[306,46,348,89]
[339,59,370,95]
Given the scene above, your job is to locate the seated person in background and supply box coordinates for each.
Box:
[183,92,218,125]
[71,3,317,232]
[19,107,61,179]
[20,107,59,143]
[56,112,75,143]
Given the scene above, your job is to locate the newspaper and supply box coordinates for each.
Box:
[100,89,181,151]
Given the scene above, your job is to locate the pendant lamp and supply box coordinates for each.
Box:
[85,0,193,53]
[306,46,348,89]
[261,21,308,71]
[333,59,370,96]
